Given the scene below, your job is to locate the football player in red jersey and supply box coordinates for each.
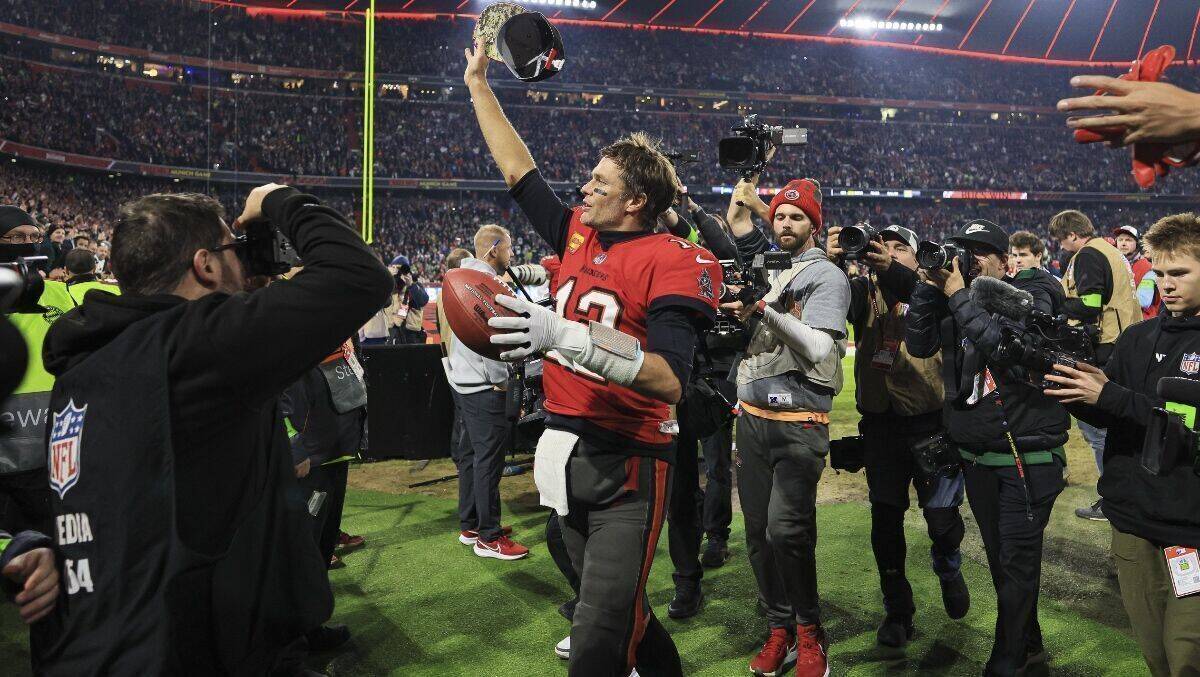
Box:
[465,43,721,677]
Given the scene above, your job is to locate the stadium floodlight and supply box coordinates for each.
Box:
[840,17,943,32]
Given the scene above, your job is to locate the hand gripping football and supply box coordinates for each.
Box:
[441,267,523,360]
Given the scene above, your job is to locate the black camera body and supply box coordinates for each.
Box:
[839,222,878,261]
[995,309,1097,389]
[916,240,970,273]
[711,251,792,339]
[718,114,807,176]
[238,220,301,277]
[0,256,48,314]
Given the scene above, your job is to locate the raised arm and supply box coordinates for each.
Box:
[464,42,537,187]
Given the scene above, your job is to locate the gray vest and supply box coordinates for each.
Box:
[736,257,846,395]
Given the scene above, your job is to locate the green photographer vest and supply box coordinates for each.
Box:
[2,281,74,475]
[854,284,943,416]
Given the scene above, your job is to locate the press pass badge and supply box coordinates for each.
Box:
[871,338,899,371]
[1165,546,1200,598]
[307,491,328,518]
[767,393,793,407]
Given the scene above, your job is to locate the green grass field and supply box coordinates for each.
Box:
[0,357,1149,676]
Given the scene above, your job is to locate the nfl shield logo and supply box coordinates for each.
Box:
[48,400,87,500]
[1183,353,1200,376]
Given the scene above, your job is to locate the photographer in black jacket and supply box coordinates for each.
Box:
[906,219,1070,677]
[827,224,970,648]
[31,184,393,675]
[1046,212,1200,677]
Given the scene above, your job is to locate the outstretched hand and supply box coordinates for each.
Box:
[464,40,491,88]
[1059,77,1200,146]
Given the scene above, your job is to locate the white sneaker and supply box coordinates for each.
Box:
[555,635,570,660]
[629,671,639,677]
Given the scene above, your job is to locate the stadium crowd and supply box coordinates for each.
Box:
[6,61,1200,196]
[6,0,1200,106]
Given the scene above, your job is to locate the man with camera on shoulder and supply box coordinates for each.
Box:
[31,184,394,675]
[905,219,1070,677]
[1045,213,1200,677]
[826,223,970,649]
[721,176,848,677]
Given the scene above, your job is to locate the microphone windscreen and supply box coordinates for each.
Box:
[1158,376,1200,406]
[969,276,1034,321]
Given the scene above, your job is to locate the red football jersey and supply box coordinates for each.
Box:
[543,209,722,445]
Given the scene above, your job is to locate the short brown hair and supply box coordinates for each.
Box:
[445,248,472,270]
[1145,212,1200,262]
[112,193,226,295]
[1047,209,1095,240]
[600,132,679,225]
[1009,230,1045,258]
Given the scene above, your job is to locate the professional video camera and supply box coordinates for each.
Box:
[718,114,807,177]
[995,310,1097,389]
[839,222,878,261]
[235,220,301,277]
[0,256,48,314]
[968,276,1097,389]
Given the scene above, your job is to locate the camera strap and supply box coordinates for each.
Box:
[992,393,1036,523]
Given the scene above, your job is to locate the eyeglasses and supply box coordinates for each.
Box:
[0,232,44,244]
[207,239,247,255]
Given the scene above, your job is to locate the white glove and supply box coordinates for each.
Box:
[487,294,645,386]
[488,295,587,362]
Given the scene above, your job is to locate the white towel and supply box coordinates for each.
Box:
[534,428,578,516]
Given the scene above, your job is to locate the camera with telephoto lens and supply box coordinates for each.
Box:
[236,220,301,277]
[719,114,807,177]
[916,240,971,272]
[0,256,48,314]
[839,222,878,261]
[994,309,1097,389]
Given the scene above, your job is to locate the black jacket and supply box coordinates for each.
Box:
[1070,314,1200,546]
[43,187,393,555]
[906,271,1070,454]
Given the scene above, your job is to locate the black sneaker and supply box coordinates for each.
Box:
[1074,499,1107,521]
[700,539,731,568]
[305,624,351,652]
[940,572,971,620]
[667,587,704,619]
[875,614,914,648]
[558,597,578,621]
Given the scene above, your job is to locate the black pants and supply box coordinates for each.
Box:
[546,509,580,597]
[737,413,827,627]
[299,460,350,564]
[450,389,510,542]
[667,409,704,592]
[701,418,734,544]
[861,412,965,618]
[561,455,682,677]
[964,460,1064,676]
[0,467,52,535]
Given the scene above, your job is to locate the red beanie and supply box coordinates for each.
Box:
[768,179,823,232]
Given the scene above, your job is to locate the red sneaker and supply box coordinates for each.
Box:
[473,535,529,561]
[458,526,513,545]
[337,531,365,551]
[749,627,795,676]
[794,623,829,677]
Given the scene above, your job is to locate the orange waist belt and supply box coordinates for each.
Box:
[738,401,830,424]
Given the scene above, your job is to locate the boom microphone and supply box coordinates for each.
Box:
[969,276,1034,321]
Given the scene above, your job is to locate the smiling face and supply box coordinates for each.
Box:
[1153,251,1200,317]
[772,204,814,254]
[579,157,642,231]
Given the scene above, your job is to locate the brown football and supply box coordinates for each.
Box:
[441,267,522,360]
